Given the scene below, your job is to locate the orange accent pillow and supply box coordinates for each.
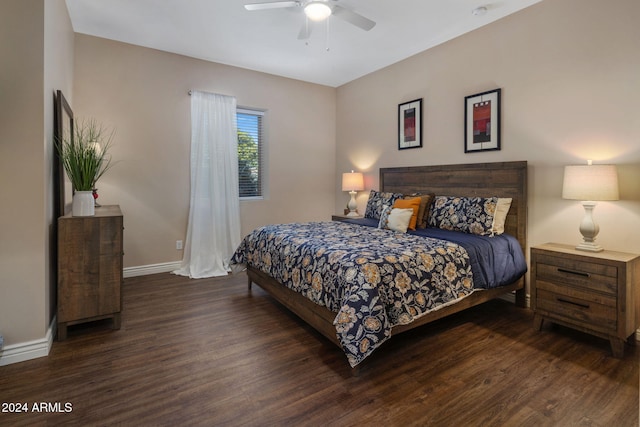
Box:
[393,197,421,230]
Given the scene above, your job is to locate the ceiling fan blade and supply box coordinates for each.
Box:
[297,21,312,40]
[332,5,376,31]
[244,1,299,11]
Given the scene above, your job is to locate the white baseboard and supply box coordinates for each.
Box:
[0,316,56,366]
[123,261,182,278]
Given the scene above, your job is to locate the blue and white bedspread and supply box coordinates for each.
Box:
[230,221,476,367]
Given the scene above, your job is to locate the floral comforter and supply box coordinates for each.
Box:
[230,221,474,367]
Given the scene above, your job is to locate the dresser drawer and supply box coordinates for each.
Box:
[535,281,617,334]
[534,253,618,295]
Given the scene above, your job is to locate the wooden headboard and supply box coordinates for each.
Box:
[380,161,528,254]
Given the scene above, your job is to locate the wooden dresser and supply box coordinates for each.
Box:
[531,243,640,357]
[57,205,123,340]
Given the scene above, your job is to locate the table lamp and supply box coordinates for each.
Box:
[562,161,619,252]
[342,171,364,217]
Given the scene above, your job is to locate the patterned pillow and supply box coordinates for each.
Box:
[364,190,403,220]
[378,206,414,233]
[428,196,500,236]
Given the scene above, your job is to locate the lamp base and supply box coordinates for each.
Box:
[346,190,359,217]
[575,242,604,252]
[576,201,603,252]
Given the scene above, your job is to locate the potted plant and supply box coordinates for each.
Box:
[57,119,115,216]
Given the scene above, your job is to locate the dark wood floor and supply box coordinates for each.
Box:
[1,272,638,426]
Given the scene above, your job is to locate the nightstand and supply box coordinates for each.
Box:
[332,214,362,221]
[531,243,640,358]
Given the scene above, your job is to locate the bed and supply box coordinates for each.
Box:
[231,161,528,369]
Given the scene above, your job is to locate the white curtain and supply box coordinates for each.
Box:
[173,91,241,278]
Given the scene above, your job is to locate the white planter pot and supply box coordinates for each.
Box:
[72,191,95,216]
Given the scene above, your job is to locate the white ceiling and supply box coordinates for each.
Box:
[65,0,542,87]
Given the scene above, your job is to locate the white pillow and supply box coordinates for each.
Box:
[491,198,512,235]
[379,207,414,233]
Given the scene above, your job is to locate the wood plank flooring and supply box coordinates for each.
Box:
[1,272,638,426]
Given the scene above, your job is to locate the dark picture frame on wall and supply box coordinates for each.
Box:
[464,88,501,153]
[54,90,74,218]
[398,98,422,150]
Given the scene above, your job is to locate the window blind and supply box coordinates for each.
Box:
[237,108,264,198]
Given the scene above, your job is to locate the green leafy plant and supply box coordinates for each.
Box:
[57,119,115,191]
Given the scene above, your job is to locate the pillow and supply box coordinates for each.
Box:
[416,193,435,228]
[364,190,403,220]
[377,205,392,228]
[402,192,435,228]
[428,196,502,236]
[378,207,414,233]
[393,197,421,230]
[491,198,512,235]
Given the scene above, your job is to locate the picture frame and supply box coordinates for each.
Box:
[398,98,422,150]
[54,90,74,217]
[464,88,501,153]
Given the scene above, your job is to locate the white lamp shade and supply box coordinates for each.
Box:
[305,1,332,21]
[562,164,619,201]
[342,171,364,192]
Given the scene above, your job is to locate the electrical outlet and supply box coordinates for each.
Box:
[176,240,183,250]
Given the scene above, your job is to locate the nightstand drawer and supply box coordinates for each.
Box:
[536,289,616,334]
[535,281,617,334]
[536,279,617,307]
[535,254,617,295]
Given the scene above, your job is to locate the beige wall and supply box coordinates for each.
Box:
[73,35,336,268]
[0,0,73,352]
[336,0,640,260]
[44,0,75,339]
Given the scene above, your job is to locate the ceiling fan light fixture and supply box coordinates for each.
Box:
[472,6,488,16]
[304,1,332,21]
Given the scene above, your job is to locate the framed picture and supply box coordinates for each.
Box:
[464,88,501,153]
[398,98,422,150]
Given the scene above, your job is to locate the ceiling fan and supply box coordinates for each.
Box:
[244,1,376,40]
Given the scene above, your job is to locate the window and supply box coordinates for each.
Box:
[237,108,264,198]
